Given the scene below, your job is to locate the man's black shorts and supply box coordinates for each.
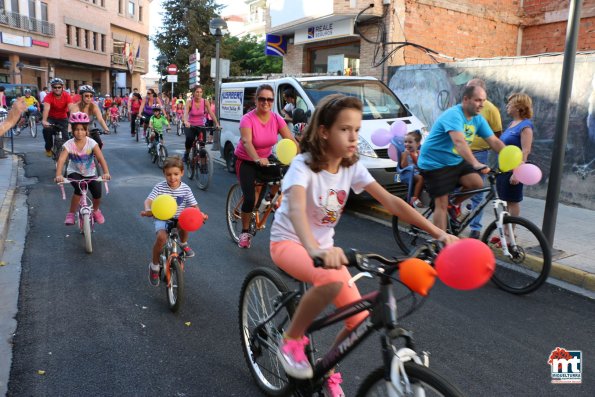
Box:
[420,161,477,198]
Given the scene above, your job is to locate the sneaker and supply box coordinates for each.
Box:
[489,236,502,248]
[148,263,160,287]
[410,197,424,208]
[93,209,105,224]
[64,212,75,225]
[323,372,345,397]
[277,336,313,379]
[469,230,481,239]
[238,232,252,249]
[180,243,195,258]
[45,150,53,157]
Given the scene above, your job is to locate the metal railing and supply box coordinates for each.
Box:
[110,53,146,72]
[0,10,55,36]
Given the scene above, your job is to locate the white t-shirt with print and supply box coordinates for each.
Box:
[270,153,375,249]
[64,137,98,177]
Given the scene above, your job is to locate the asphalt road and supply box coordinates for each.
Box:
[6,124,595,396]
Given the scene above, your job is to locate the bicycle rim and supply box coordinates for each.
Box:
[357,364,464,397]
[188,148,197,180]
[157,145,168,169]
[83,213,92,254]
[196,150,213,190]
[239,268,294,396]
[30,119,37,138]
[392,215,433,255]
[226,184,244,243]
[166,257,184,312]
[482,216,552,294]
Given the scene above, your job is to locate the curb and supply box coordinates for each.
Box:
[0,154,19,259]
[347,200,595,293]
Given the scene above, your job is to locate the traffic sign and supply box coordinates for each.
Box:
[167,64,177,75]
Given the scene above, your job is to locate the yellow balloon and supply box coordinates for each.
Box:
[151,194,178,220]
[276,138,298,165]
[499,145,523,172]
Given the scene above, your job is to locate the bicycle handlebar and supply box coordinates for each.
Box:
[57,176,109,200]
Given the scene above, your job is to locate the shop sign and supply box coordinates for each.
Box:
[294,18,354,44]
[1,33,32,47]
[32,39,49,48]
[220,88,244,120]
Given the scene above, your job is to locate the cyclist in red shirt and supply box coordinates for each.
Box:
[103,94,113,120]
[42,78,73,157]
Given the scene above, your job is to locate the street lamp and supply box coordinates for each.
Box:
[209,16,228,151]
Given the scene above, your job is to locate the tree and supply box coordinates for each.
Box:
[225,34,283,76]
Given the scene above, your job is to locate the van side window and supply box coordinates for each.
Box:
[243,87,257,114]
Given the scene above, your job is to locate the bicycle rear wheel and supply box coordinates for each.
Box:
[392,215,433,255]
[187,147,197,180]
[113,121,118,134]
[166,256,184,312]
[156,145,168,169]
[195,149,213,190]
[82,213,93,254]
[482,216,551,294]
[357,363,464,397]
[177,120,183,136]
[239,267,296,397]
[226,183,244,243]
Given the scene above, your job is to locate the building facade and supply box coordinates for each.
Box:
[0,0,150,95]
[266,0,595,82]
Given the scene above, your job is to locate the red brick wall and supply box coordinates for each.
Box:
[402,1,519,65]
[522,17,595,54]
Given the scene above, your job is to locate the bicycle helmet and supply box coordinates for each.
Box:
[50,77,64,86]
[24,88,32,94]
[69,112,90,124]
[79,85,95,95]
[152,104,162,111]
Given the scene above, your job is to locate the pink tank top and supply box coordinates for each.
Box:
[188,98,206,126]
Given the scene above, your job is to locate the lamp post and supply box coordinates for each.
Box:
[209,16,228,151]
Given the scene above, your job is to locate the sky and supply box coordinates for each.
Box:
[147,0,248,76]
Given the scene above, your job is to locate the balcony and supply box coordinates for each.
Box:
[0,10,55,36]
[110,53,146,72]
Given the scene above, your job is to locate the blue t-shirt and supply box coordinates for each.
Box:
[418,104,494,170]
[500,119,533,148]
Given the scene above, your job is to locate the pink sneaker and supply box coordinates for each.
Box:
[277,336,312,379]
[64,212,75,226]
[323,372,345,397]
[93,209,105,224]
[238,232,252,249]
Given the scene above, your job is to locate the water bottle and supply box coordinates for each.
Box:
[460,200,473,217]
[258,195,271,212]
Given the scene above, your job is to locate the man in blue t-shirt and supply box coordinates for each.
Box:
[418,85,505,231]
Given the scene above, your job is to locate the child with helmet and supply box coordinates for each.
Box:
[148,104,169,149]
[54,112,111,226]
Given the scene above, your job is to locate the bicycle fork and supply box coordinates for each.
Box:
[383,331,430,397]
[492,199,516,257]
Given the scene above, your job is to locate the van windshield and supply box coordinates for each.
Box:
[299,79,410,120]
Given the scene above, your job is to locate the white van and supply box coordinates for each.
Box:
[219,76,427,194]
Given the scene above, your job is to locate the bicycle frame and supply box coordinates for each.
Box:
[162,222,185,283]
[59,177,109,231]
[251,180,282,232]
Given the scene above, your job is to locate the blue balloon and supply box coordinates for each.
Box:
[28,105,37,112]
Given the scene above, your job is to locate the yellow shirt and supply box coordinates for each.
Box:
[470,99,502,151]
[23,96,38,107]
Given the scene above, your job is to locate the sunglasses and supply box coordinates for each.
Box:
[52,86,63,89]
[257,96,274,104]
[83,94,93,98]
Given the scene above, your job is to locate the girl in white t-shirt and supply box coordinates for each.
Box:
[270,95,457,394]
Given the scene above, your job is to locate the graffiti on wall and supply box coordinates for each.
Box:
[388,55,595,210]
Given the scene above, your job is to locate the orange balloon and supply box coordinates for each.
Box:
[399,258,438,296]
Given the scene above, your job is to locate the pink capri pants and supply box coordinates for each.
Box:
[270,240,368,331]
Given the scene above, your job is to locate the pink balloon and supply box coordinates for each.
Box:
[371,128,392,146]
[390,120,407,138]
[388,143,398,161]
[513,163,542,185]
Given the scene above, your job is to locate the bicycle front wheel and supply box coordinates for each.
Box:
[187,148,197,180]
[83,213,93,254]
[357,363,464,397]
[29,118,37,138]
[392,215,433,255]
[482,216,551,294]
[226,183,244,243]
[166,256,184,312]
[156,145,168,169]
[239,267,296,397]
[195,149,213,190]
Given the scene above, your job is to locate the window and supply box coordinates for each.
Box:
[84,30,90,49]
[28,0,36,18]
[93,32,97,51]
[66,24,71,45]
[139,6,143,22]
[118,0,123,14]
[128,1,135,16]
[101,34,106,52]
[10,0,19,13]
[75,27,80,46]
[41,3,48,21]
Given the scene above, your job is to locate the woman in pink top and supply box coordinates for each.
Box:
[182,86,219,161]
[234,83,298,248]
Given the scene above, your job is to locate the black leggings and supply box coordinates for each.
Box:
[42,118,68,151]
[68,173,102,199]
[238,160,284,213]
[184,125,208,150]
[130,113,138,134]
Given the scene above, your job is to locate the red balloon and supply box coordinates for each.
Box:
[178,207,204,232]
[435,239,495,290]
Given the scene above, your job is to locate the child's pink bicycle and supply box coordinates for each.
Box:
[108,113,119,134]
[58,176,109,254]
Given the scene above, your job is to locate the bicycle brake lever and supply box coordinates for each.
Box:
[348,272,373,288]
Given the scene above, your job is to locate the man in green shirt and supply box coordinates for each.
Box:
[466,78,502,238]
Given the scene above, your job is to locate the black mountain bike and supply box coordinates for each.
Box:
[239,243,464,397]
[392,170,551,295]
[186,126,218,190]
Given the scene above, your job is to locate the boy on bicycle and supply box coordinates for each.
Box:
[140,156,200,286]
[148,104,169,150]
[109,102,119,124]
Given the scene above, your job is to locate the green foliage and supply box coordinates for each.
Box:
[224,34,283,76]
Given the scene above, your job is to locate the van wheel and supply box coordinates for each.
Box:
[225,144,236,173]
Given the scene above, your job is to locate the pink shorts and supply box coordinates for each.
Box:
[270,240,368,330]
